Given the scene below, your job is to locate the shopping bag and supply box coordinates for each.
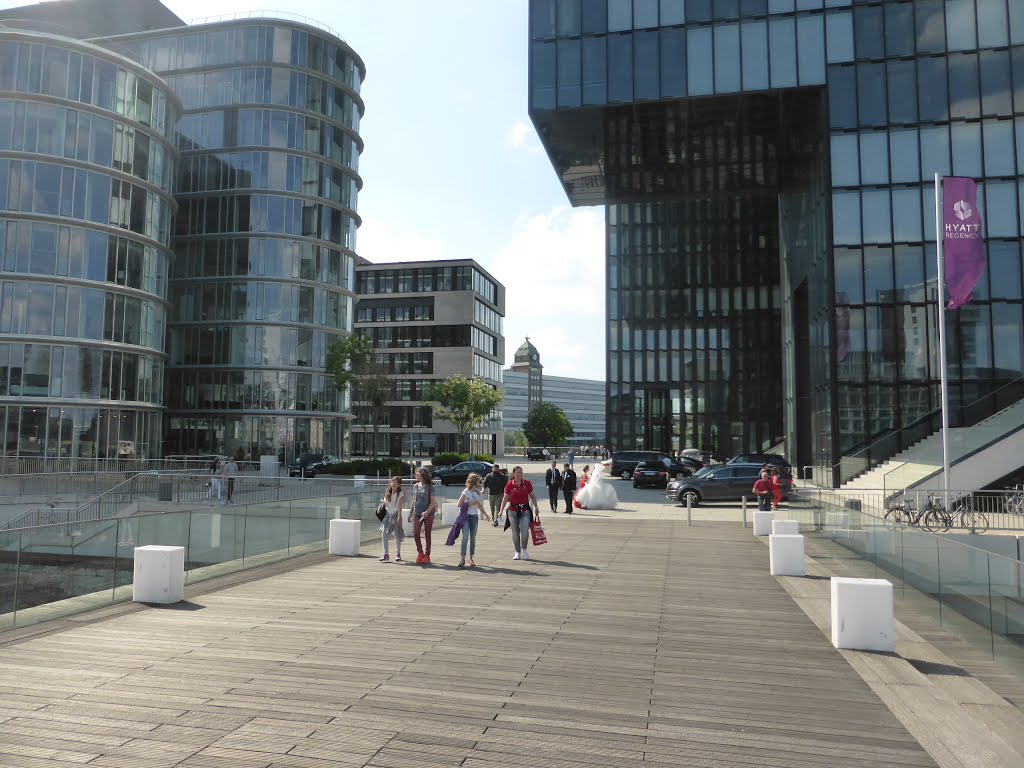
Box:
[529,521,547,546]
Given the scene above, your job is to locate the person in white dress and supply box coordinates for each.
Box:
[574,462,618,510]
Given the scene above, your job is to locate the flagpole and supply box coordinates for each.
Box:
[934,172,950,496]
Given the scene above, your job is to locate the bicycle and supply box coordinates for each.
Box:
[1003,484,1024,515]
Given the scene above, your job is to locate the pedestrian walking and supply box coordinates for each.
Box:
[409,467,438,564]
[771,467,783,511]
[753,470,772,512]
[222,457,238,503]
[483,464,506,527]
[207,457,222,503]
[567,449,575,468]
[457,473,489,567]
[561,463,577,514]
[545,460,561,513]
[499,466,540,561]
[379,475,406,562]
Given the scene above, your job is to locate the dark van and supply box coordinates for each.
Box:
[605,450,670,480]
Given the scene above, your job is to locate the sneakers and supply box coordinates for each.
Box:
[379,554,390,562]
[512,552,520,560]
[395,555,402,563]
[458,559,465,568]
[415,553,425,564]
[467,556,475,567]
[422,555,430,564]
[521,549,530,561]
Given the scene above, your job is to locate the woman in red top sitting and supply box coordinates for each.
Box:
[499,466,539,561]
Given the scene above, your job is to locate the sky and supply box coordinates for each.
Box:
[6,0,608,380]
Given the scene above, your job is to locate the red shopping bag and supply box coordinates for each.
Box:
[530,521,548,546]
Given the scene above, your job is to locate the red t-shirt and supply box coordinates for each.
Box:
[504,478,533,506]
[753,478,771,496]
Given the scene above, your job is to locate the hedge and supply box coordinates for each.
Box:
[320,459,414,477]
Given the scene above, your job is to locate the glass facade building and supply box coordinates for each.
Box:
[96,20,364,465]
[0,29,179,461]
[529,0,1024,484]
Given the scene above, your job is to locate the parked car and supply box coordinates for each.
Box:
[434,460,494,486]
[604,450,675,480]
[526,447,550,460]
[288,453,339,478]
[633,457,700,488]
[665,463,788,506]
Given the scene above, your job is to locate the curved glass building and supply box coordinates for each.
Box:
[100,19,364,465]
[0,29,179,463]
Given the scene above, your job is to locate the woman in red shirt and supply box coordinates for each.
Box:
[499,465,540,561]
[771,467,783,511]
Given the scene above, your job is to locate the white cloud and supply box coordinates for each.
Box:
[356,217,448,264]
[490,206,606,382]
[505,119,543,154]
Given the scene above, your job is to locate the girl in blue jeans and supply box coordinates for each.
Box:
[458,473,489,567]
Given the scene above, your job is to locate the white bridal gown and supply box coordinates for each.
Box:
[574,467,618,510]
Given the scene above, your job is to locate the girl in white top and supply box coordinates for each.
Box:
[458,473,489,568]
[379,476,405,562]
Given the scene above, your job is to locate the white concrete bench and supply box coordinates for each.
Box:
[769,534,805,577]
[328,519,361,556]
[133,545,185,604]
[441,503,462,526]
[753,510,773,536]
[830,577,894,652]
[772,520,799,535]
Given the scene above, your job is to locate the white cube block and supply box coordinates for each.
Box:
[353,474,366,488]
[441,503,461,526]
[772,520,799,535]
[769,534,805,577]
[402,513,416,536]
[830,577,895,652]
[133,545,185,604]
[329,518,361,556]
[753,510,774,536]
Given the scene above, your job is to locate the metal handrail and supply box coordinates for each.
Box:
[186,11,347,44]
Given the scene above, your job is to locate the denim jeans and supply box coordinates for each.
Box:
[508,507,531,553]
[460,514,479,557]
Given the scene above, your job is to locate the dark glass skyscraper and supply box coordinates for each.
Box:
[529,0,1024,484]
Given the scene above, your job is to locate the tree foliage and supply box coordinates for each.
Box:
[505,429,528,448]
[523,403,573,448]
[428,375,504,452]
[325,333,396,459]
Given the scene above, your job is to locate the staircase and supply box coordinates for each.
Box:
[841,398,1024,493]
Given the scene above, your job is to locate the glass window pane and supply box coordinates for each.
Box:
[608,0,632,30]
[946,0,978,51]
[892,189,923,243]
[661,0,685,25]
[920,124,951,179]
[988,241,1021,300]
[557,0,581,35]
[833,190,861,245]
[826,11,854,64]
[831,133,859,186]
[582,0,608,33]
[862,191,891,245]
[1015,48,1024,113]
[983,120,1014,177]
[985,181,1018,238]
[890,128,920,183]
[894,245,925,297]
[531,41,556,109]
[609,33,633,101]
[853,6,883,60]
[951,122,982,177]
[635,31,659,99]
[769,0,794,11]
[863,246,894,301]
[979,50,1012,117]
[948,52,980,120]
[797,14,825,85]
[1017,118,1024,175]
[1011,1,1024,44]
[741,21,768,91]
[915,0,946,54]
[917,56,949,122]
[859,131,888,184]
[857,63,886,127]
[583,36,608,104]
[834,247,864,303]
[687,0,712,22]
[885,2,915,57]
[634,0,659,28]
[557,38,582,107]
[977,0,1008,47]
[887,59,917,124]
[687,27,713,95]
[660,28,685,98]
[769,18,797,88]
[714,24,740,93]
[829,65,857,129]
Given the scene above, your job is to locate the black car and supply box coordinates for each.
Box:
[605,450,674,480]
[288,453,339,478]
[665,463,789,506]
[525,447,550,460]
[633,458,698,488]
[434,460,494,486]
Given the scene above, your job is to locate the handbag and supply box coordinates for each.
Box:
[375,501,388,521]
[529,520,548,546]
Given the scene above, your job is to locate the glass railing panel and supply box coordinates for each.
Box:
[289,499,329,553]
[242,506,291,564]
[935,535,994,651]
[0,532,19,627]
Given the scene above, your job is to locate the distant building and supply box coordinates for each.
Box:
[503,340,604,448]
[354,259,504,457]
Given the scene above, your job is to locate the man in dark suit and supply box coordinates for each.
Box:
[561,463,577,514]
[545,461,561,512]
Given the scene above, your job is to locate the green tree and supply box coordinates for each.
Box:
[505,429,528,449]
[428,375,503,453]
[325,333,396,459]
[523,403,573,448]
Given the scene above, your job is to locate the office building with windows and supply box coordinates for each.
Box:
[0,0,364,466]
[354,259,505,457]
[504,367,606,447]
[529,0,1024,484]
[0,20,180,461]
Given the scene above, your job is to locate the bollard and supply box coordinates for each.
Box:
[686,494,692,527]
[742,496,748,528]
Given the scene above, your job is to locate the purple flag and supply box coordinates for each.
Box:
[942,177,985,310]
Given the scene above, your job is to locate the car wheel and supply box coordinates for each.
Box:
[620,470,632,480]
[675,472,687,481]
[679,490,700,507]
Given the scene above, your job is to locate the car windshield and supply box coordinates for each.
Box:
[694,466,714,477]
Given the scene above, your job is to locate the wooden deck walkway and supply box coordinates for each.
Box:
[0,518,936,768]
